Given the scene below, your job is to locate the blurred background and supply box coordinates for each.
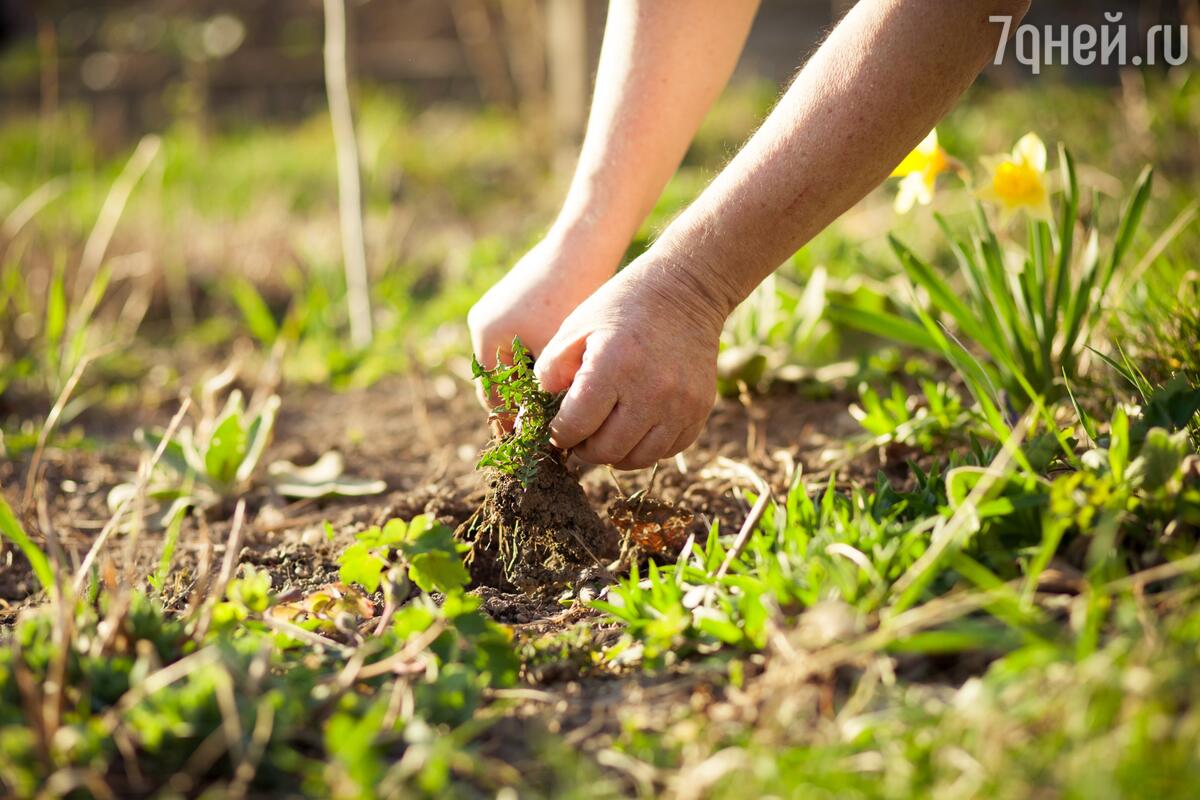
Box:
[2,1,1194,148]
[0,0,1196,405]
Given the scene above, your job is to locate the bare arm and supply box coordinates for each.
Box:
[468,0,760,372]
[537,0,1031,469]
[648,0,1032,318]
[554,0,762,267]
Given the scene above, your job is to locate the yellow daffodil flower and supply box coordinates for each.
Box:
[978,132,1053,222]
[891,129,951,214]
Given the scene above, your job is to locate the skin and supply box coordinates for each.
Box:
[470,0,1032,469]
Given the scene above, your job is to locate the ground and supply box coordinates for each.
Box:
[2,372,862,619]
[1,373,869,797]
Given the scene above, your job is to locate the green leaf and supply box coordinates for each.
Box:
[825,304,938,351]
[1109,406,1130,482]
[338,541,387,593]
[408,551,471,594]
[205,412,247,486]
[229,277,279,345]
[1127,427,1190,491]
[0,493,54,594]
[1107,165,1154,282]
[693,607,745,646]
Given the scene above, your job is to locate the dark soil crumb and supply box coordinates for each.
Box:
[458,450,620,594]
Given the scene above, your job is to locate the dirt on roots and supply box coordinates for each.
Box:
[458,449,620,593]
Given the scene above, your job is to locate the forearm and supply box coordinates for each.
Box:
[648,0,1030,315]
[552,0,760,272]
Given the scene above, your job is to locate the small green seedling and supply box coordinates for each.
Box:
[850,380,976,451]
[338,515,471,595]
[471,337,563,487]
[108,388,280,521]
[110,385,384,521]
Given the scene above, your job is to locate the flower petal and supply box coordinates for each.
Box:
[891,129,939,177]
[894,172,930,213]
[1013,132,1047,173]
[980,154,1008,176]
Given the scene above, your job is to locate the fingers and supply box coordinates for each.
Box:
[613,424,679,471]
[547,360,618,450]
[572,401,652,466]
[468,304,511,413]
[534,331,587,394]
[667,420,706,460]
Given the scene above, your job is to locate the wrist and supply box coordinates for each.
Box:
[642,233,745,325]
[630,244,735,343]
[535,216,624,287]
[550,192,643,264]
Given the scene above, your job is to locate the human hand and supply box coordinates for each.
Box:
[467,229,618,410]
[533,251,728,470]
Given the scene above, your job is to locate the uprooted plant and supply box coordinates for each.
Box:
[461,338,617,592]
[471,337,563,487]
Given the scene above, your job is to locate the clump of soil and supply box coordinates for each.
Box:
[458,449,619,593]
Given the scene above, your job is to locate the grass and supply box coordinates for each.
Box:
[1,66,1199,798]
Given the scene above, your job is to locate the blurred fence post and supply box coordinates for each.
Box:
[545,0,588,174]
[451,0,517,107]
[323,0,373,349]
[500,0,548,119]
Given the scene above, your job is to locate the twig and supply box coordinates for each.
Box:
[105,647,223,725]
[322,0,373,348]
[228,697,275,799]
[1,177,65,240]
[712,461,772,579]
[353,620,447,681]
[77,135,161,293]
[483,687,558,703]
[259,615,354,656]
[716,488,771,580]
[191,500,247,641]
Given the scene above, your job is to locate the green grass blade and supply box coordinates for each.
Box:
[1106,165,1154,284]
[229,277,280,346]
[1063,369,1098,446]
[825,304,939,351]
[889,235,1001,355]
[0,493,54,593]
[1048,145,1079,349]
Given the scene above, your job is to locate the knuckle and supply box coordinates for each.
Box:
[549,419,582,447]
[582,439,622,466]
[466,302,488,331]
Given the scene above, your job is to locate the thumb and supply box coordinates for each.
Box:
[534,330,587,394]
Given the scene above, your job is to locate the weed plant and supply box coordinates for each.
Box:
[471,337,563,488]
